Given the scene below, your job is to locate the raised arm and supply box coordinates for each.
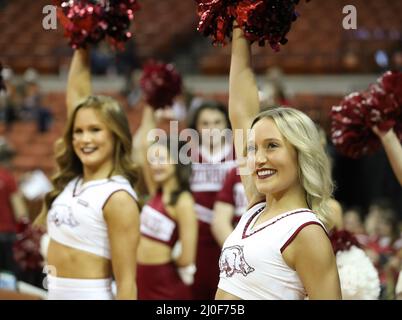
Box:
[66,48,92,117]
[132,104,158,195]
[373,126,402,186]
[229,24,262,205]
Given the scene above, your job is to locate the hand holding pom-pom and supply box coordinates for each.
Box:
[331,92,380,159]
[196,0,237,46]
[378,71,402,106]
[331,71,402,159]
[56,0,140,49]
[140,61,183,110]
[195,0,310,50]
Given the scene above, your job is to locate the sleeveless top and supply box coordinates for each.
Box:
[140,191,179,248]
[47,175,138,259]
[218,202,327,300]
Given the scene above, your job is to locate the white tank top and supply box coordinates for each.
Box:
[218,202,327,300]
[47,175,138,259]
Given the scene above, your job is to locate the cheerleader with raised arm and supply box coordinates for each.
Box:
[215,25,341,300]
[35,49,140,300]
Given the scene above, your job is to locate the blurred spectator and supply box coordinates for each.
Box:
[343,207,368,245]
[125,69,142,108]
[364,201,402,299]
[259,67,289,107]
[0,138,29,277]
[0,67,20,131]
[391,48,402,71]
[20,69,52,133]
[116,39,140,96]
[90,43,114,75]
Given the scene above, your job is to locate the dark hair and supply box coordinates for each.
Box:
[188,100,231,131]
[154,138,192,206]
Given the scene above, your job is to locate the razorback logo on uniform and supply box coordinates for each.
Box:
[48,204,79,228]
[219,245,255,277]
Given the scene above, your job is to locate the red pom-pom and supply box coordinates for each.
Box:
[331,92,379,159]
[55,0,140,50]
[13,220,45,271]
[195,0,310,50]
[331,71,402,159]
[0,62,5,92]
[378,71,402,106]
[140,60,183,110]
[329,229,361,254]
[196,0,236,46]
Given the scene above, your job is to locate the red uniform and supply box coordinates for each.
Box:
[215,167,248,226]
[190,144,236,299]
[0,166,18,274]
[137,191,192,300]
[0,166,17,233]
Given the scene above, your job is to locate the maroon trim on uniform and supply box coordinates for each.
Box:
[280,221,327,253]
[242,209,313,239]
[246,200,266,211]
[101,189,138,210]
[147,192,177,224]
[73,177,131,197]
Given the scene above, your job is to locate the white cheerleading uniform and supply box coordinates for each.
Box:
[47,175,138,300]
[218,202,327,300]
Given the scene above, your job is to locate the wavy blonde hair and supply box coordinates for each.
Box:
[35,95,139,226]
[251,107,334,229]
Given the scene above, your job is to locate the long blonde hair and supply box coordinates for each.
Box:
[251,107,334,229]
[35,95,139,226]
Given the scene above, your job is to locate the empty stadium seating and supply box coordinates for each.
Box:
[2,1,401,75]
[199,0,402,74]
[0,0,198,74]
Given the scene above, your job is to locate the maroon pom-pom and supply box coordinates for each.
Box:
[140,61,183,110]
[331,71,402,159]
[378,71,402,106]
[331,92,379,159]
[196,0,237,46]
[55,0,140,50]
[13,220,45,271]
[195,0,310,50]
[0,63,6,92]
[329,229,361,254]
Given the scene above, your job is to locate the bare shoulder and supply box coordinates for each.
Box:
[293,223,329,245]
[103,190,139,220]
[283,223,333,270]
[175,191,195,209]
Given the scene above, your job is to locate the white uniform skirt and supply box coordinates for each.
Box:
[47,275,114,300]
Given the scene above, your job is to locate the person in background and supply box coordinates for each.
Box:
[134,105,197,299]
[188,100,237,300]
[0,138,29,276]
[343,206,368,245]
[211,166,248,247]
